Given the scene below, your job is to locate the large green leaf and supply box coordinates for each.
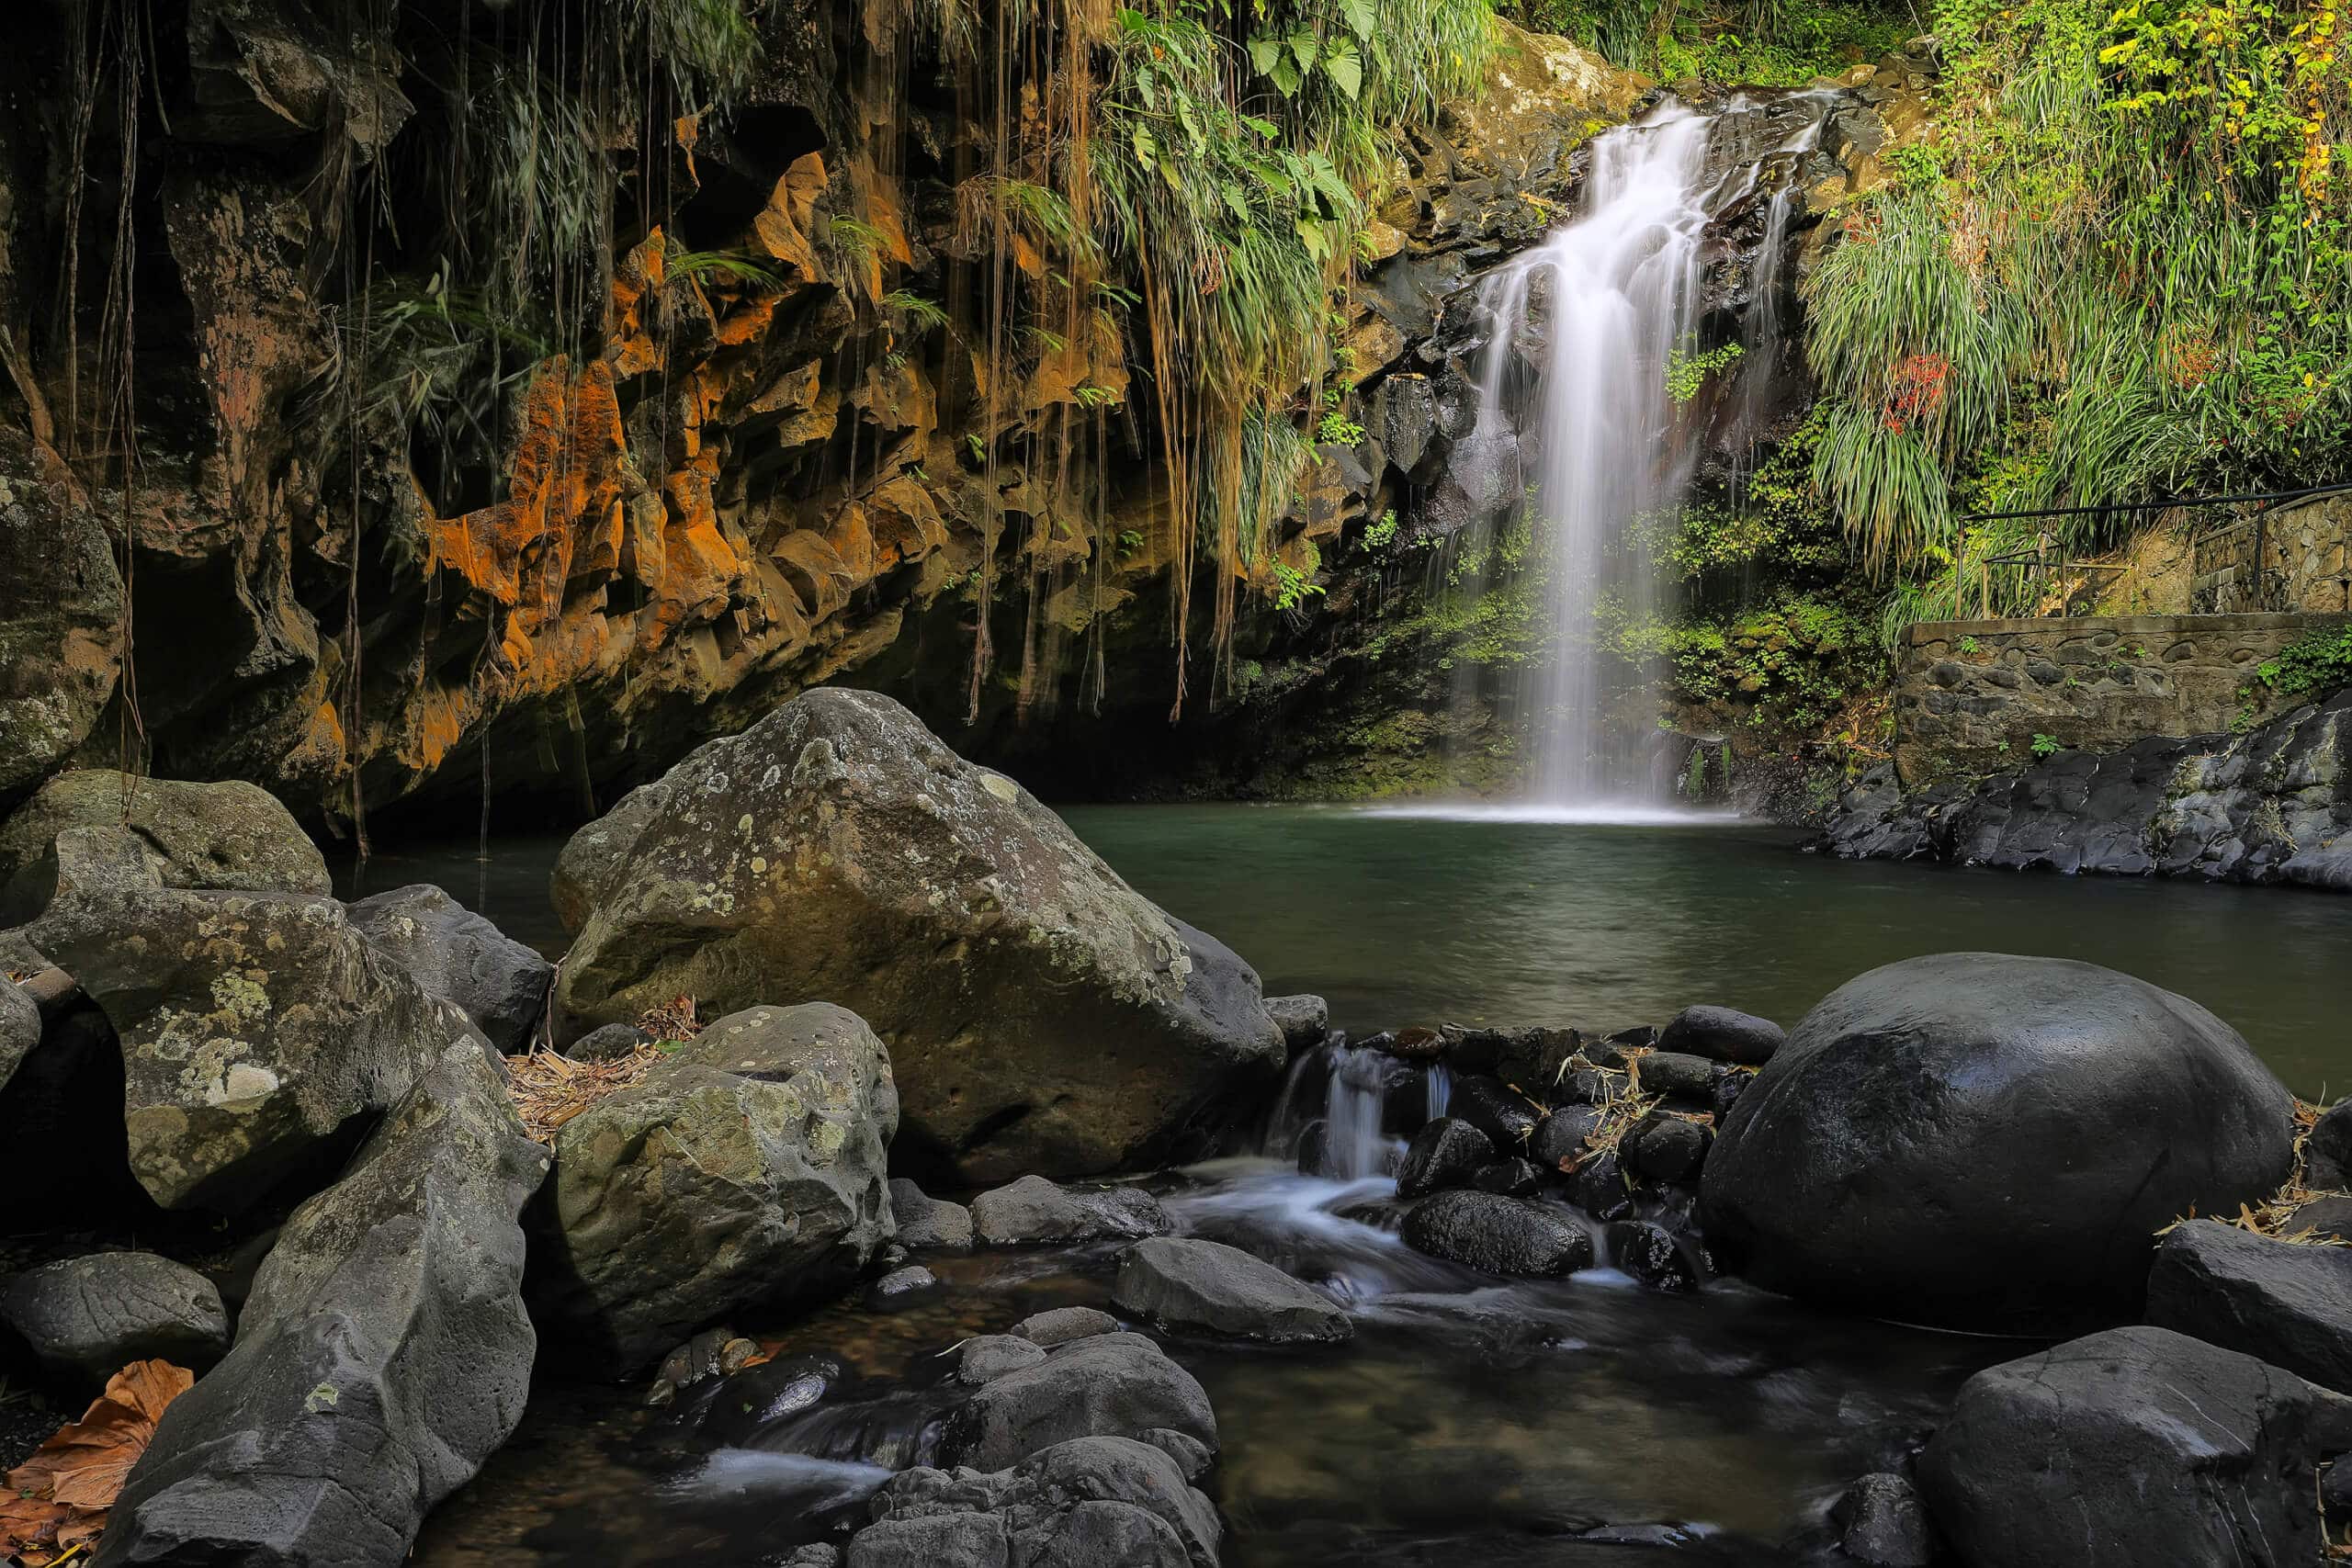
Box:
[1288,28,1318,72]
[1323,38,1363,99]
[1340,0,1375,40]
[1271,53,1303,95]
[1246,33,1283,74]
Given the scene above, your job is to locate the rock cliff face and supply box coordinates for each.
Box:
[0,2,1917,823]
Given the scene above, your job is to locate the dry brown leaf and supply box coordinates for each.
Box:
[3,1359,192,1564]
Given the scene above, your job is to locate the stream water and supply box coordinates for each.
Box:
[377,804,2352,1563]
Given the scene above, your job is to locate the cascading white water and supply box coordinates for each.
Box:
[1464,96,1838,809]
[1322,1046,1398,1180]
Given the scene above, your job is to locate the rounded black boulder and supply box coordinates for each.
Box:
[1401,1190,1593,1277]
[1700,953,2295,1330]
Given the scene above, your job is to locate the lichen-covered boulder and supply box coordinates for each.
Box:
[1702,953,2296,1331]
[0,433,120,807]
[533,1002,897,1365]
[95,1037,548,1567]
[0,974,35,1097]
[348,883,553,1052]
[0,768,329,922]
[28,827,481,1211]
[850,1437,1222,1568]
[0,1252,230,1386]
[552,689,1284,1182]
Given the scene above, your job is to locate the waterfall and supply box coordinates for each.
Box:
[1463,95,1837,810]
[1323,1046,1400,1181]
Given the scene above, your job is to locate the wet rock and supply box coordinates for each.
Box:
[1607,1221,1705,1293]
[1657,1005,1784,1066]
[2287,1195,2352,1240]
[348,883,553,1053]
[0,1253,230,1386]
[1555,1066,1626,1107]
[1702,953,2296,1330]
[889,1179,975,1250]
[1472,1158,1541,1196]
[1446,1024,1579,1086]
[1396,1117,1494,1199]
[554,690,1285,1183]
[971,1176,1171,1247]
[1621,1112,1711,1183]
[959,1336,1046,1384]
[2312,1097,2352,1175]
[1630,1051,1724,1100]
[535,1002,897,1366]
[569,1021,651,1062]
[1833,1472,1933,1567]
[1137,1427,1215,1483]
[1530,1108,1599,1169]
[28,827,481,1211]
[856,1436,1220,1568]
[1447,1075,1543,1150]
[1573,1150,1634,1222]
[1111,1237,1351,1346]
[940,1332,1216,1472]
[98,1039,548,1566]
[647,1327,748,1405]
[2147,1219,2352,1394]
[867,1265,939,1311]
[691,1353,842,1445]
[1402,1190,1593,1277]
[1265,995,1330,1050]
[1918,1325,2338,1568]
[1012,1306,1120,1348]
[1709,1071,1750,1124]
[0,770,332,922]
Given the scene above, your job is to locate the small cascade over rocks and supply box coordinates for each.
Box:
[1433,90,1845,809]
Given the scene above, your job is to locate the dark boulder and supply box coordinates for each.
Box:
[96,1040,548,1567]
[1265,995,1329,1050]
[1446,1075,1542,1150]
[1621,1112,1711,1183]
[569,1021,650,1062]
[958,1336,1046,1384]
[348,884,553,1053]
[1554,1066,1626,1107]
[1606,1221,1705,1292]
[553,690,1284,1182]
[1401,1190,1593,1278]
[866,1265,940,1310]
[1012,1306,1120,1348]
[1709,1071,1750,1124]
[888,1179,975,1250]
[971,1176,1171,1247]
[0,975,33,1096]
[1471,1158,1541,1196]
[2287,1195,2352,1240]
[0,769,329,923]
[939,1332,1217,1473]
[2147,1220,2352,1394]
[1702,953,2296,1329]
[2312,1098,2352,1175]
[1917,1325,2342,1568]
[1833,1472,1934,1567]
[0,1252,230,1386]
[1111,1236,1351,1346]
[1630,1051,1723,1100]
[853,1436,1220,1568]
[1573,1150,1634,1222]
[1396,1117,1494,1199]
[1530,1107,1598,1169]
[1657,1005,1784,1066]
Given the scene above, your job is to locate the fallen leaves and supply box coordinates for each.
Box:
[1,1359,191,1565]
[507,1043,665,1145]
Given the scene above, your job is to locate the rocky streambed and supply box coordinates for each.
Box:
[2,691,2350,1566]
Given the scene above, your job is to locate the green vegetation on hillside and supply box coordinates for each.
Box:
[1507,0,1914,84]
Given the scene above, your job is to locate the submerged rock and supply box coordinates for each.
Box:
[29,827,481,1211]
[970,1175,1170,1247]
[553,690,1285,1183]
[2146,1219,2352,1394]
[1833,1472,1934,1568]
[0,1253,230,1386]
[1702,953,2295,1330]
[1402,1190,1593,1277]
[96,1039,548,1567]
[853,1436,1221,1568]
[535,1002,897,1365]
[348,883,553,1053]
[1657,1005,1783,1066]
[1917,1325,2340,1568]
[1111,1236,1351,1346]
[0,769,329,922]
[940,1331,1217,1473]
[866,1264,940,1311]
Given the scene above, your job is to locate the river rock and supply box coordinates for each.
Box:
[971,1175,1170,1247]
[1530,1107,1598,1169]
[1471,1157,1540,1196]
[0,434,120,805]
[570,1021,651,1062]
[1606,1220,1705,1293]
[2288,1195,2352,1240]
[535,1002,897,1365]
[1447,1075,1542,1149]
[29,826,481,1211]
[940,1331,1217,1472]
[1012,1305,1120,1347]
[1917,1325,2341,1568]
[0,1252,230,1385]
[1657,1005,1784,1066]
[866,1264,939,1310]
[2146,1219,2352,1393]
[0,769,330,922]
[889,1178,975,1249]
[96,1038,548,1567]
[1833,1472,1934,1567]
[1112,1236,1351,1345]
[552,690,1285,1182]
[1396,1116,1493,1198]
[1402,1190,1593,1277]
[1265,994,1329,1050]
[2311,1097,2352,1181]
[1621,1111,1711,1183]
[854,1436,1221,1568]
[959,1336,1046,1384]
[1630,1050,1723,1100]
[0,975,34,1095]
[1573,1149,1634,1222]
[1701,953,2296,1330]
[348,883,553,1053]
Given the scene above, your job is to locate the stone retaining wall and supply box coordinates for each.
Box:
[1894,613,2350,784]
